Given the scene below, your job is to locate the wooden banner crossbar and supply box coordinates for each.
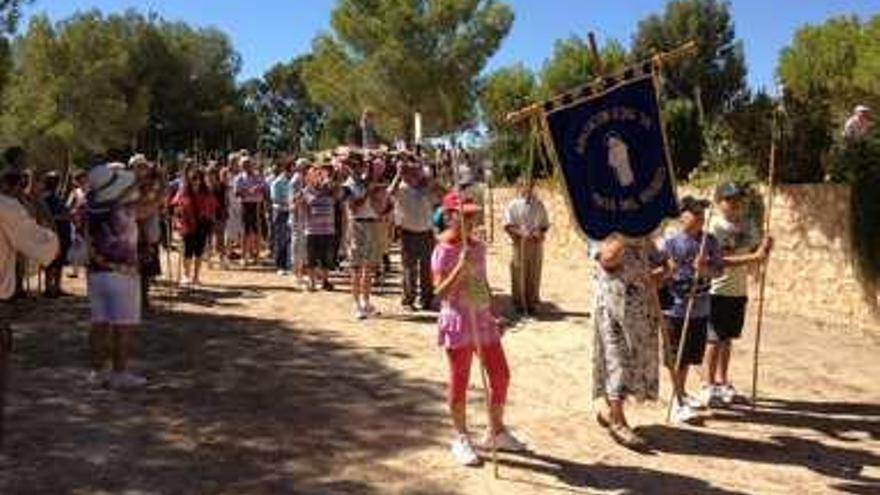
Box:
[504,40,697,125]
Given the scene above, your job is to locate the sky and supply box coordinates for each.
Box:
[22,0,880,91]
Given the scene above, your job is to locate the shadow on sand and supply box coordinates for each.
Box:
[1,293,447,494]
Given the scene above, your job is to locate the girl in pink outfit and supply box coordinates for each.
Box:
[431,191,525,467]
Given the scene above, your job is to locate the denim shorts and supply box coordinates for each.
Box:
[88,272,142,325]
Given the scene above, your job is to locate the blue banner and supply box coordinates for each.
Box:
[544,73,678,240]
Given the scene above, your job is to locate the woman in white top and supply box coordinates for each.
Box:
[224,154,245,256]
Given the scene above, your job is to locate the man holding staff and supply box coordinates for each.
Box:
[503,177,550,316]
[659,196,724,424]
[703,183,772,406]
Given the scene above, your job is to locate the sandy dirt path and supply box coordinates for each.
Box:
[0,242,877,494]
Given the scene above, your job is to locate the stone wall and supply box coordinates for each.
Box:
[485,183,880,331]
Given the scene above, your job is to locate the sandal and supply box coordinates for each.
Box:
[596,411,611,429]
[608,424,647,450]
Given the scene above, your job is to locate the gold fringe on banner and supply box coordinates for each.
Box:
[505,41,697,125]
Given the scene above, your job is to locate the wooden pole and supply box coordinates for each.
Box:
[666,207,714,423]
[486,168,494,244]
[452,160,498,479]
[587,32,605,75]
[750,109,779,409]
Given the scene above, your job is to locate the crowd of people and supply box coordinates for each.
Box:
[1,137,779,466]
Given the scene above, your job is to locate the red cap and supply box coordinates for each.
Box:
[442,191,480,214]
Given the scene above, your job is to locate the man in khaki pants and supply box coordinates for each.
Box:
[0,158,59,447]
[504,178,550,316]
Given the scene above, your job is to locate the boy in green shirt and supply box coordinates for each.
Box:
[703,183,772,406]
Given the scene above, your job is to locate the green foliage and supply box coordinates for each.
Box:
[302,0,514,143]
[477,63,536,183]
[777,14,880,183]
[0,0,29,34]
[538,36,626,98]
[688,121,759,189]
[477,37,626,185]
[776,14,880,295]
[245,56,324,153]
[778,16,880,115]
[632,0,746,118]
[775,90,833,183]
[663,98,704,180]
[0,10,258,171]
[723,90,773,179]
[0,0,29,94]
[828,135,880,285]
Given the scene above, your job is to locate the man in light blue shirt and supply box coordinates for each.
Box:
[270,161,293,274]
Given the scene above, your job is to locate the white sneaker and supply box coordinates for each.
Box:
[87,370,111,388]
[671,400,700,425]
[363,302,379,316]
[480,428,528,452]
[109,371,147,391]
[354,304,368,320]
[720,383,737,405]
[450,434,480,467]
[683,393,705,410]
[700,384,722,408]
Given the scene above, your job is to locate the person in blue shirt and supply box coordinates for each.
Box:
[659,196,724,425]
[269,161,293,275]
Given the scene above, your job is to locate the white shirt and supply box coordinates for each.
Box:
[0,194,59,300]
[503,196,550,236]
[844,115,871,140]
[393,184,436,233]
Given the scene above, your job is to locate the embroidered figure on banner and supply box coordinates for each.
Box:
[605,132,635,187]
[543,71,679,240]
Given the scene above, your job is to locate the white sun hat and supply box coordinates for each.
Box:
[128,153,148,168]
[88,163,137,204]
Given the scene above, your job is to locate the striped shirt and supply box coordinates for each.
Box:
[234,172,266,204]
[303,186,336,236]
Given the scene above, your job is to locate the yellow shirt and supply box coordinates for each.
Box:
[710,216,759,298]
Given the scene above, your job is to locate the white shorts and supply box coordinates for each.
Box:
[88,272,142,325]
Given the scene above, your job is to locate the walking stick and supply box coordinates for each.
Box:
[665,207,714,423]
[453,166,498,478]
[751,112,779,409]
[464,246,499,478]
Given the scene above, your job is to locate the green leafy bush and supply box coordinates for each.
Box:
[828,134,880,286]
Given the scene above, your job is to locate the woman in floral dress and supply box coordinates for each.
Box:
[592,234,664,449]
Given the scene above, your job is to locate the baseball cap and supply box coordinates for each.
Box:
[679,195,710,215]
[715,182,744,201]
[855,105,871,114]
